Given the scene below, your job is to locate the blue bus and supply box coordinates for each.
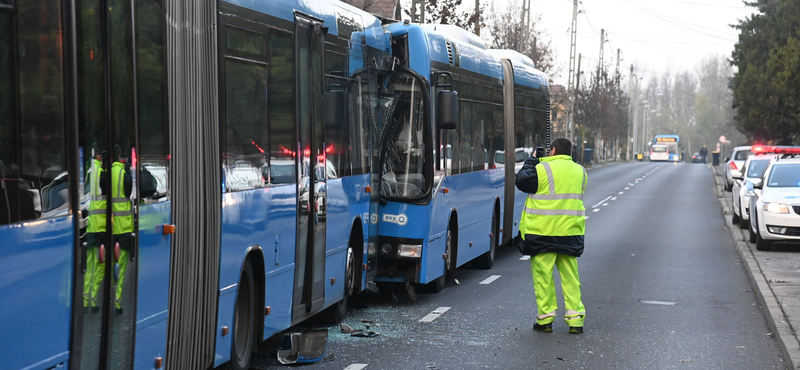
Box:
[652,134,682,162]
[373,23,550,291]
[0,0,393,369]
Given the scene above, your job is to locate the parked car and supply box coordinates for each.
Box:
[748,147,800,251]
[732,152,776,230]
[725,145,754,191]
[691,153,703,163]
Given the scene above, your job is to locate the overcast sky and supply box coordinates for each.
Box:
[481,0,756,86]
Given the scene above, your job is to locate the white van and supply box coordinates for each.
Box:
[650,145,669,161]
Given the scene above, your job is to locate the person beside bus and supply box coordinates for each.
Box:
[515,137,587,334]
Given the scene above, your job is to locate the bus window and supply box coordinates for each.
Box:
[381,73,427,198]
[0,1,66,226]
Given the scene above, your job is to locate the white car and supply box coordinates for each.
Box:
[725,146,754,191]
[732,153,776,230]
[748,148,800,251]
[649,144,669,161]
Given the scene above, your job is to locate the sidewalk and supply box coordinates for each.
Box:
[711,164,800,369]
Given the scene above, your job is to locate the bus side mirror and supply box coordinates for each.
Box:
[436,90,458,130]
[325,90,346,130]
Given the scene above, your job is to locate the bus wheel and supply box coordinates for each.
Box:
[429,228,454,293]
[231,262,255,370]
[318,246,354,324]
[473,212,498,269]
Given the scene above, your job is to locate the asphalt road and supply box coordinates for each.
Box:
[251,162,785,370]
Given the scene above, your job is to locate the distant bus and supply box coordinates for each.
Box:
[374,23,550,291]
[652,135,682,162]
[0,1,392,369]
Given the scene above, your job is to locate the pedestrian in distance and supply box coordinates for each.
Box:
[515,137,587,334]
[700,145,708,164]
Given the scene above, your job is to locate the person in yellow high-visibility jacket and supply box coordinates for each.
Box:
[515,138,587,334]
[87,147,133,316]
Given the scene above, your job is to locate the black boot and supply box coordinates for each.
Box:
[533,323,553,332]
[569,326,583,334]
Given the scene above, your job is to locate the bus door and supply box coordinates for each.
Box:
[292,13,327,322]
[72,0,144,368]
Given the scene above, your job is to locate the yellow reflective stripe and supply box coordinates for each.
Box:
[524,208,585,217]
[542,162,555,195]
[529,193,583,200]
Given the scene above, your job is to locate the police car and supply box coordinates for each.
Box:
[748,147,800,251]
[731,146,777,230]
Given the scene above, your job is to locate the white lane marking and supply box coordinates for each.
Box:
[602,203,609,206]
[344,365,369,370]
[420,307,451,322]
[611,197,617,200]
[640,300,678,306]
[520,255,531,261]
[479,275,502,285]
[624,187,630,190]
[592,208,600,213]
[618,191,624,195]
[585,216,590,220]
[592,195,613,208]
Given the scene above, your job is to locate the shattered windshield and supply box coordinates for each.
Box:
[380,73,428,199]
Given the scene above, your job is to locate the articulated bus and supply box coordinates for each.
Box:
[0,0,396,369]
[374,23,550,291]
[651,135,682,162]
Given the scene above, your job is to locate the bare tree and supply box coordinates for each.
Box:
[485,3,559,79]
[401,0,484,30]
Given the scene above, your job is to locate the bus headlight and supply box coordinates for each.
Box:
[764,202,790,214]
[397,244,422,258]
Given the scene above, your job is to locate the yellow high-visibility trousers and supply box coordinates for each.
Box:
[531,252,585,327]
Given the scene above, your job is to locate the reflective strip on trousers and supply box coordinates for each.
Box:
[523,208,585,217]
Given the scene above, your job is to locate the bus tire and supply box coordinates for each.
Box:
[473,210,498,269]
[429,228,454,293]
[317,246,354,324]
[231,262,255,370]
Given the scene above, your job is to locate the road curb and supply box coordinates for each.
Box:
[710,164,800,369]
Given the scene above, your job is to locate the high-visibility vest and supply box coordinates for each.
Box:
[520,155,586,237]
[111,161,133,235]
[86,159,107,234]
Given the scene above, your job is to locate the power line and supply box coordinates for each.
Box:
[616,0,738,41]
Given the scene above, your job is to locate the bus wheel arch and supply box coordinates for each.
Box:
[231,248,264,370]
[474,199,500,269]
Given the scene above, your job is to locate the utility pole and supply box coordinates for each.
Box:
[627,64,634,160]
[411,0,425,23]
[597,29,604,79]
[615,49,620,83]
[521,0,531,28]
[567,0,578,143]
[474,0,481,36]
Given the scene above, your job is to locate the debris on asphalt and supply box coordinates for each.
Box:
[340,323,359,334]
[351,331,380,338]
[556,357,568,361]
[736,346,746,349]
